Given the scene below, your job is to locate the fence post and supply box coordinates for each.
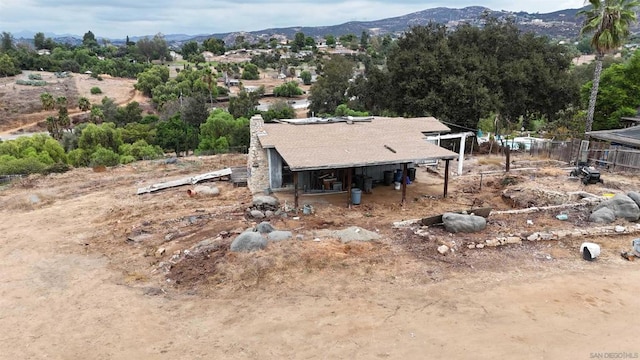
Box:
[612,148,617,171]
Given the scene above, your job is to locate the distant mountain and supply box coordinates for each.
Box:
[185,6,587,46]
[12,6,590,47]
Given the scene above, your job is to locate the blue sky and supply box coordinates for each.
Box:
[0,0,586,39]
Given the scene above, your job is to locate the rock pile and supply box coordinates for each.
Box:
[230,221,294,252]
[247,195,282,219]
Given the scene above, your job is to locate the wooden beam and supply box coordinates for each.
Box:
[346,167,352,208]
[136,168,232,195]
[444,160,450,198]
[401,163,408,205]
[293,172,299,212]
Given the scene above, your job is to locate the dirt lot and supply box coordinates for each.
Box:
[0,72,139,135]
[1,153,640,359]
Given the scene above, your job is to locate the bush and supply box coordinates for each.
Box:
[67,149,90,167]
[273,81,303,97]
[0,156,47,175]
[90,86,102,94]
[43,162,71,174]
[119,155,136,164]
[28,73,43,80]
[300,70,312,85]
[89,146,120,167]
[16,79,47,86]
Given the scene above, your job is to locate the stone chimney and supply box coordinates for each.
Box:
[247,115,269,194]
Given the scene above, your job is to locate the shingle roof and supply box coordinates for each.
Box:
[259,117,458,171]
[587,126,640,149]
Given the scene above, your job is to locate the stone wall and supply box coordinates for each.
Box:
[247,115,270,194]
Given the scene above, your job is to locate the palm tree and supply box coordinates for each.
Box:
[40,92,55,111]
[78,97,91,111]
[579,0,640,134]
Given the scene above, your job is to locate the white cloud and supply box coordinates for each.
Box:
[0,0,586,39]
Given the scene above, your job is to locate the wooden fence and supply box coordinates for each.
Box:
[529,139,640,172]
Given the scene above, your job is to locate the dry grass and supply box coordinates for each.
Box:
[476,156,504,166]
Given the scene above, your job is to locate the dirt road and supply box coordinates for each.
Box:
[1,158,639,359]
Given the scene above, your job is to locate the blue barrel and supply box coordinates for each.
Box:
[394,169,403,183]
[351,188,362,205]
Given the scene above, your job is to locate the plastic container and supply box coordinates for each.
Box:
[383,170,394,186]
[332,181,342,191]
[408,167,417,181]
[364,177,373,193]
[581,242,601,261]
[351,188,362,205]
[394,169,403,183]
[394,182,401,190]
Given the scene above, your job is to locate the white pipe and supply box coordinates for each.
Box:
[458,134,466,175]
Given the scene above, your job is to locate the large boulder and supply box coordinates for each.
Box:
[442,213,487,233]
[267,230,293,242]
[627,192,640,208]
[252,196,279,209]
[593,194,640,222]
[230,232,267,252]
[589,207,616,223]
[255,221,275,234]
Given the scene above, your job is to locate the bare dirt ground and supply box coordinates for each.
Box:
[1,153,640,359]
[0,72,141,136]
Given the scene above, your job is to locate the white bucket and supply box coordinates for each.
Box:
[580,242,601,261]
[394,182,401,190]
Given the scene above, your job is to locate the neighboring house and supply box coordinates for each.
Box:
[586,126,640,150]
[37,49,50,56]
[247,115,459,207]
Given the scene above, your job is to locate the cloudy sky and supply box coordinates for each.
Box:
[0,0,586,39]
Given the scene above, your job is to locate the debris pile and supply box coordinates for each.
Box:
[247,195,282,219]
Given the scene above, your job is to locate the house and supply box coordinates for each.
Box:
[586,126,640,150]
[247,115,460,207]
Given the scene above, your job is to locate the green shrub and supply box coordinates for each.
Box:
[119,140,164,160]
[89,146,120,167]
[16,79,47,86]
[273,81,303,97]
[43,162,71,174]
[28,73,43,80]
[90,86,102,94]
[67,149,90,167]
[119,155,136,164]
[0,156,47,175]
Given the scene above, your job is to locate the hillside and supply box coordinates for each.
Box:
[17,6,588,47]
